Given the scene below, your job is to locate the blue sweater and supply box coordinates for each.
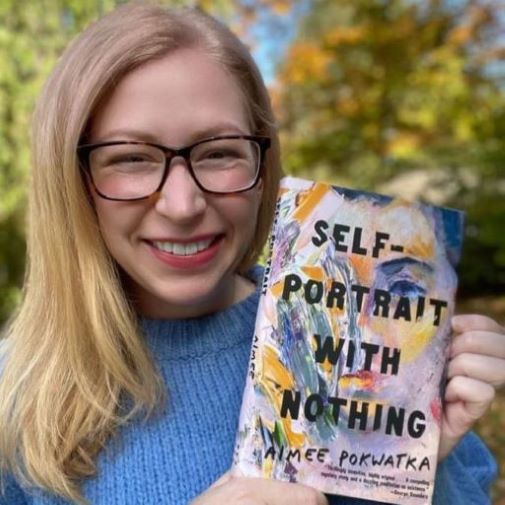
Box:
[1,267,497,504]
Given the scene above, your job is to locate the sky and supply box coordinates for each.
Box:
[247,1,310,84]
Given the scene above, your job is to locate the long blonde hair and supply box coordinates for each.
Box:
[0,3,281,503]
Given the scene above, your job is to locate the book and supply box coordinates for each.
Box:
[233,176,465,504]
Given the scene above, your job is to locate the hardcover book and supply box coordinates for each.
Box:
[233,176,465,504]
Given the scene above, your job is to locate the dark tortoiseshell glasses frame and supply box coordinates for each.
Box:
[77,134,271,201]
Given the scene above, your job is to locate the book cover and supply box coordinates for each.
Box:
[233,176,465,504]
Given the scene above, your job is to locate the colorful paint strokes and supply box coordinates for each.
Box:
[233,176,465,505]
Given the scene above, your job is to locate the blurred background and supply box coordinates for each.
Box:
[0,0,504,501]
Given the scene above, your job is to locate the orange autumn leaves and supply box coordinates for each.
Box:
[273,1,505,178]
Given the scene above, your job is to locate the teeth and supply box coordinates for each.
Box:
[153,238,214,256]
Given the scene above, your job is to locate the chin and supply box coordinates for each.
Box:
[142,284,223,318]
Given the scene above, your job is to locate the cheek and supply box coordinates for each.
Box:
[93,200,117,244]
[93,200,142,255]
[222,189,261,235]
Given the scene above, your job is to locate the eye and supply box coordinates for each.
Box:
[388,280,426,298]
[191,138,258,170]
[202,148,240,160]
[112,153,156,164]
[205,150,226,159]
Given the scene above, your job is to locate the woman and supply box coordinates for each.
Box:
[0,3,503,505]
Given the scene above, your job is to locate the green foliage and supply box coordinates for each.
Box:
[275,0,505,295]
[1,0,505,328]
[0,0,296,327]
[0,1,122,328]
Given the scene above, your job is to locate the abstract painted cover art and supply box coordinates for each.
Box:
[233,176,465,504]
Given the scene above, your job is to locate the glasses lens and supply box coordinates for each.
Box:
[190,138,260,192]
[88,144,164,199]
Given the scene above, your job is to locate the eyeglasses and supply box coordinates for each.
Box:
[77,135,271,201]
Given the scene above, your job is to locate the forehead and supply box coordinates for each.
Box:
[89,48,251,144]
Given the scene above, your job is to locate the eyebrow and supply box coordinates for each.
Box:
[377,257,434,276]
[95,123,250,145]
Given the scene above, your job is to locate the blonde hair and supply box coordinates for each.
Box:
[0,3,281,503]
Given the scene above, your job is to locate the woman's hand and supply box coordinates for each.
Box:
[438,314,505,460]
[191,470,328,505]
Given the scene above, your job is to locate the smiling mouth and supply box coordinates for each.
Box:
[147,236,223,256]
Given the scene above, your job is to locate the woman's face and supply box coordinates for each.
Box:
[87,49,262,318]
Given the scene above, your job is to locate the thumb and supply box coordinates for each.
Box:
[209,471,233,489]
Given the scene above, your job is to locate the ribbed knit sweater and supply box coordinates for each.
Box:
[1,267,497,504]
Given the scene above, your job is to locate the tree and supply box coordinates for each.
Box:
[1,1,121,325]
[274,0,505,294]
[0,0,295,326]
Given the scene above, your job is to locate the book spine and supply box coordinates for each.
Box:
[261,195,282,296]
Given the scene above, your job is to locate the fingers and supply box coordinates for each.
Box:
[438,314,503,461]
[445,375,495,408]
[443,376,495,443]
[450,330,505,359]
[438,375,496,460]
[448,315,505,389]
[452,314,504,334]
[447,353,505,388]
[192,475,329,505]
[443,375,495,436]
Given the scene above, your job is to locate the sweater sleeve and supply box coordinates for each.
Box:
[432,432,497,505]
[0,473,28,505]
[0,345,28,504]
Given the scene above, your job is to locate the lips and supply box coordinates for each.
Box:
[144,234,224,270]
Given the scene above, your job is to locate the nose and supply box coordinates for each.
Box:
[151,157,207,222]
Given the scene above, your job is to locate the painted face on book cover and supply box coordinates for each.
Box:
[367,205,453,358]
[340,202,454,404]
[87,49,262,318]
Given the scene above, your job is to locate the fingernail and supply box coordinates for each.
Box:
[451,315,465,331]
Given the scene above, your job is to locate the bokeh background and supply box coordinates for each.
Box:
[0,0,504,501]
